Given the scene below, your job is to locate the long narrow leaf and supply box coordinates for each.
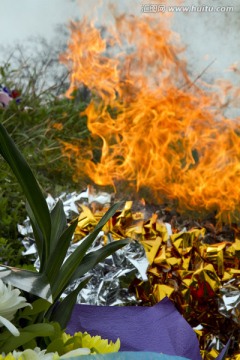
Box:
[52,202,123,299]
[0,323,55,354]
[44,218,79,286]
[26,201,44,267]
[0,265,52,302]
[0,123,51,256]
[70,239,129,282]
[48,276,91,329]
[49,200,67,255]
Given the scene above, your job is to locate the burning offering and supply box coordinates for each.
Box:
[60,12,240,223]
[56,6,240,358]
[1,1,239,358]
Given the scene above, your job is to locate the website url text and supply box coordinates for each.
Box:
[141,4,234,13]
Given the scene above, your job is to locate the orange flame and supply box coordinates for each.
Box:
[60,14,240,221]
[60,19,121,101]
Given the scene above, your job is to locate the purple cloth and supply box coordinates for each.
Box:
[67,297,202,360]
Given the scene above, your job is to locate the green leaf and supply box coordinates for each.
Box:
[47,337,65,354]
[0,265,52,303]
[0,123,51,258]
[52,202,123,299]
[20,299,50,317]
[49,199,67,255]
[0,66,5,77]
[26,201,44,267]
[71,239,129,282]
[48,276,91,329]
[0,323,55,353]
[22,338,37,350]
[44,218,78,286]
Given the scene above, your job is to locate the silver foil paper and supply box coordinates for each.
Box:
[218,278,240,326]
[19,190,148,305]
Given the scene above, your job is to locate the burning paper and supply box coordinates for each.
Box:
[56,12,240,355]
[59,12,240,225]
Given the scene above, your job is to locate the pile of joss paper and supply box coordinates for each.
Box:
[72,198,240,360]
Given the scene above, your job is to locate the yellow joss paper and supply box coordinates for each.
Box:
[78,205,97,227]
[201,350,240,360]
[191,264,221,296]
[145,236,163,265]
[171,228,205,256]
[153,245,171,270]
[73,205,98,242]
[153,284,174,301]
[226,238,240,257]
[71,201,240,357]
[206,243,225,276]
[182,256,191,270]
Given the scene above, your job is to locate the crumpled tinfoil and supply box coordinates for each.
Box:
[19,190,148,306]
[18,191,240,358]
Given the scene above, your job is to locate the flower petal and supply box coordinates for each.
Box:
[0,280,31,321]
[0,315,20,336]
[60,348,91,358]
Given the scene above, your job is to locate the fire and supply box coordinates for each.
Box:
[60,18,121,101]
[60,12,240,221]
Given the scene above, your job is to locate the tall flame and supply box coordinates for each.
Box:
[60,13,240,221]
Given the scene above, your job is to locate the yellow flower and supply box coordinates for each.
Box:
[0,354,16,360]
[0,332,120,359]
[79,332,120,354]
[61,331,120,354]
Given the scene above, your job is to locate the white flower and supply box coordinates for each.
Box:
[1,347,90,359]
[12,347,59,360]
[0,279,31,336]
[60,348,91,358]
